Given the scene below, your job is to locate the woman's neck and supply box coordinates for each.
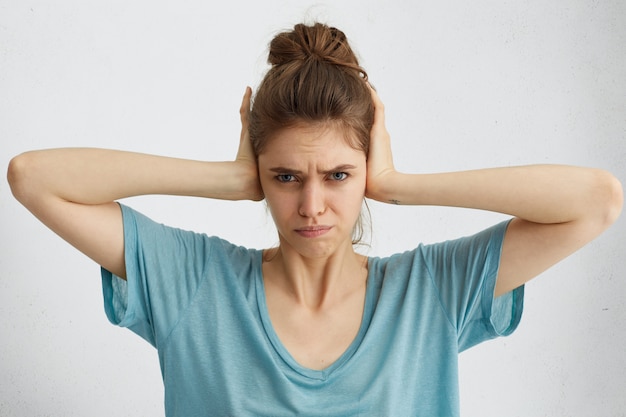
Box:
[263,242,368,311]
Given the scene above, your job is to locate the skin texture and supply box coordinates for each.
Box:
[7,86,623,371]
[258,125,366,261]
[257,124,370,369]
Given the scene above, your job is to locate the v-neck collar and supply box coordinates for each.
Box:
[253,254,376,381]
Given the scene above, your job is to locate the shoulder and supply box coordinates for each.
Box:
[418,220,511,267]
[119,204,261,261]
[368,220,511,282]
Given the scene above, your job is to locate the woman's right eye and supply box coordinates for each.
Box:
[276,174,296,183]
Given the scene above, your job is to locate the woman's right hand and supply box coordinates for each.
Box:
[235,86,264,201]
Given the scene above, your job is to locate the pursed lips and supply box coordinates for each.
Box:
[294,225,332,237]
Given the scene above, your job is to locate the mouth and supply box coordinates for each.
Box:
[294,225,332,238]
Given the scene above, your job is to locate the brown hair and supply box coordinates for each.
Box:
[249,23,374,245]
[249,22,374,155]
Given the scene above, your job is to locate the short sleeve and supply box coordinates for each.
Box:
[420,220,524,352]
[100,204,212,348]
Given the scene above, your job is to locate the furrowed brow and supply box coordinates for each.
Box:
[269,164,357,175]
[320,164,357,174]
[269,167,303,175]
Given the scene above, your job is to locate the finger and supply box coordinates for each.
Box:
[368,84,388,137]
[240,86,252,124]
[368,82,384,111]
[239,87,252,148]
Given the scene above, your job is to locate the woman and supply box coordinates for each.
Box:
[7,23,622,416]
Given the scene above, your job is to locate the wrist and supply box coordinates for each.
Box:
[366,171,406,204]
[222,161,263,201]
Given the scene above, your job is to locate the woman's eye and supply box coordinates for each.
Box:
[330,172,348,181]
[276,174,295,183]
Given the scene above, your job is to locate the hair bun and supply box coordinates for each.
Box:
[250,21,374,172]
[268,23,367,79]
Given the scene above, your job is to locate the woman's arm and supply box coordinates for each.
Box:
[365,87,623,297]
[7,88,261,279]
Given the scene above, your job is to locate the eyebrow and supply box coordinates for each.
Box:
[269,164,358,175]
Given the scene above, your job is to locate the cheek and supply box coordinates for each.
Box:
[336,183,366,219]
[263,191,294,224]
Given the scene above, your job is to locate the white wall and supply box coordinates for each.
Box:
[1,1,625,415]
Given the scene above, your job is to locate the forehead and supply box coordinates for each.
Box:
[258,124,365,166]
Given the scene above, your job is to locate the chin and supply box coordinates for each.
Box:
[287,241,334,259]
[291,237,353,260]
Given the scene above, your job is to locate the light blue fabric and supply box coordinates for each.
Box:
[101,204,523,416]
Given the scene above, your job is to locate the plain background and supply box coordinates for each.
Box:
[1,1,625,415]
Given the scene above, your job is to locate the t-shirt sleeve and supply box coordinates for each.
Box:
[420,220,524,352]
[100,204,213,348]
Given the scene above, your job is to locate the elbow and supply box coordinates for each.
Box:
[595,169,623,228]
[7,151,38,205]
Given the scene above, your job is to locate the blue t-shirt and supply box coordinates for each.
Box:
[102,204,523,416]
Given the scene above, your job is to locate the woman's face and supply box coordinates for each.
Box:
[258,123,367,259]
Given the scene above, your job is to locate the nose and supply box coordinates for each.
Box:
[298,181,326,218]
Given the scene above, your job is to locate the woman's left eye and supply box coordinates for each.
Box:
[330,172,348,181]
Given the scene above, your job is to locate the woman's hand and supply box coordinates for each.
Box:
[235,86,264,201]
[365,85,400,203]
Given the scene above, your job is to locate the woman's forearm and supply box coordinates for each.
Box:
[380,165,622,225]
[8,148,261,207]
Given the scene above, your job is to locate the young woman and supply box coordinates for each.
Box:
[7,23,622,416]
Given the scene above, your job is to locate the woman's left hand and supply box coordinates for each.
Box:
[365,85,399,203]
